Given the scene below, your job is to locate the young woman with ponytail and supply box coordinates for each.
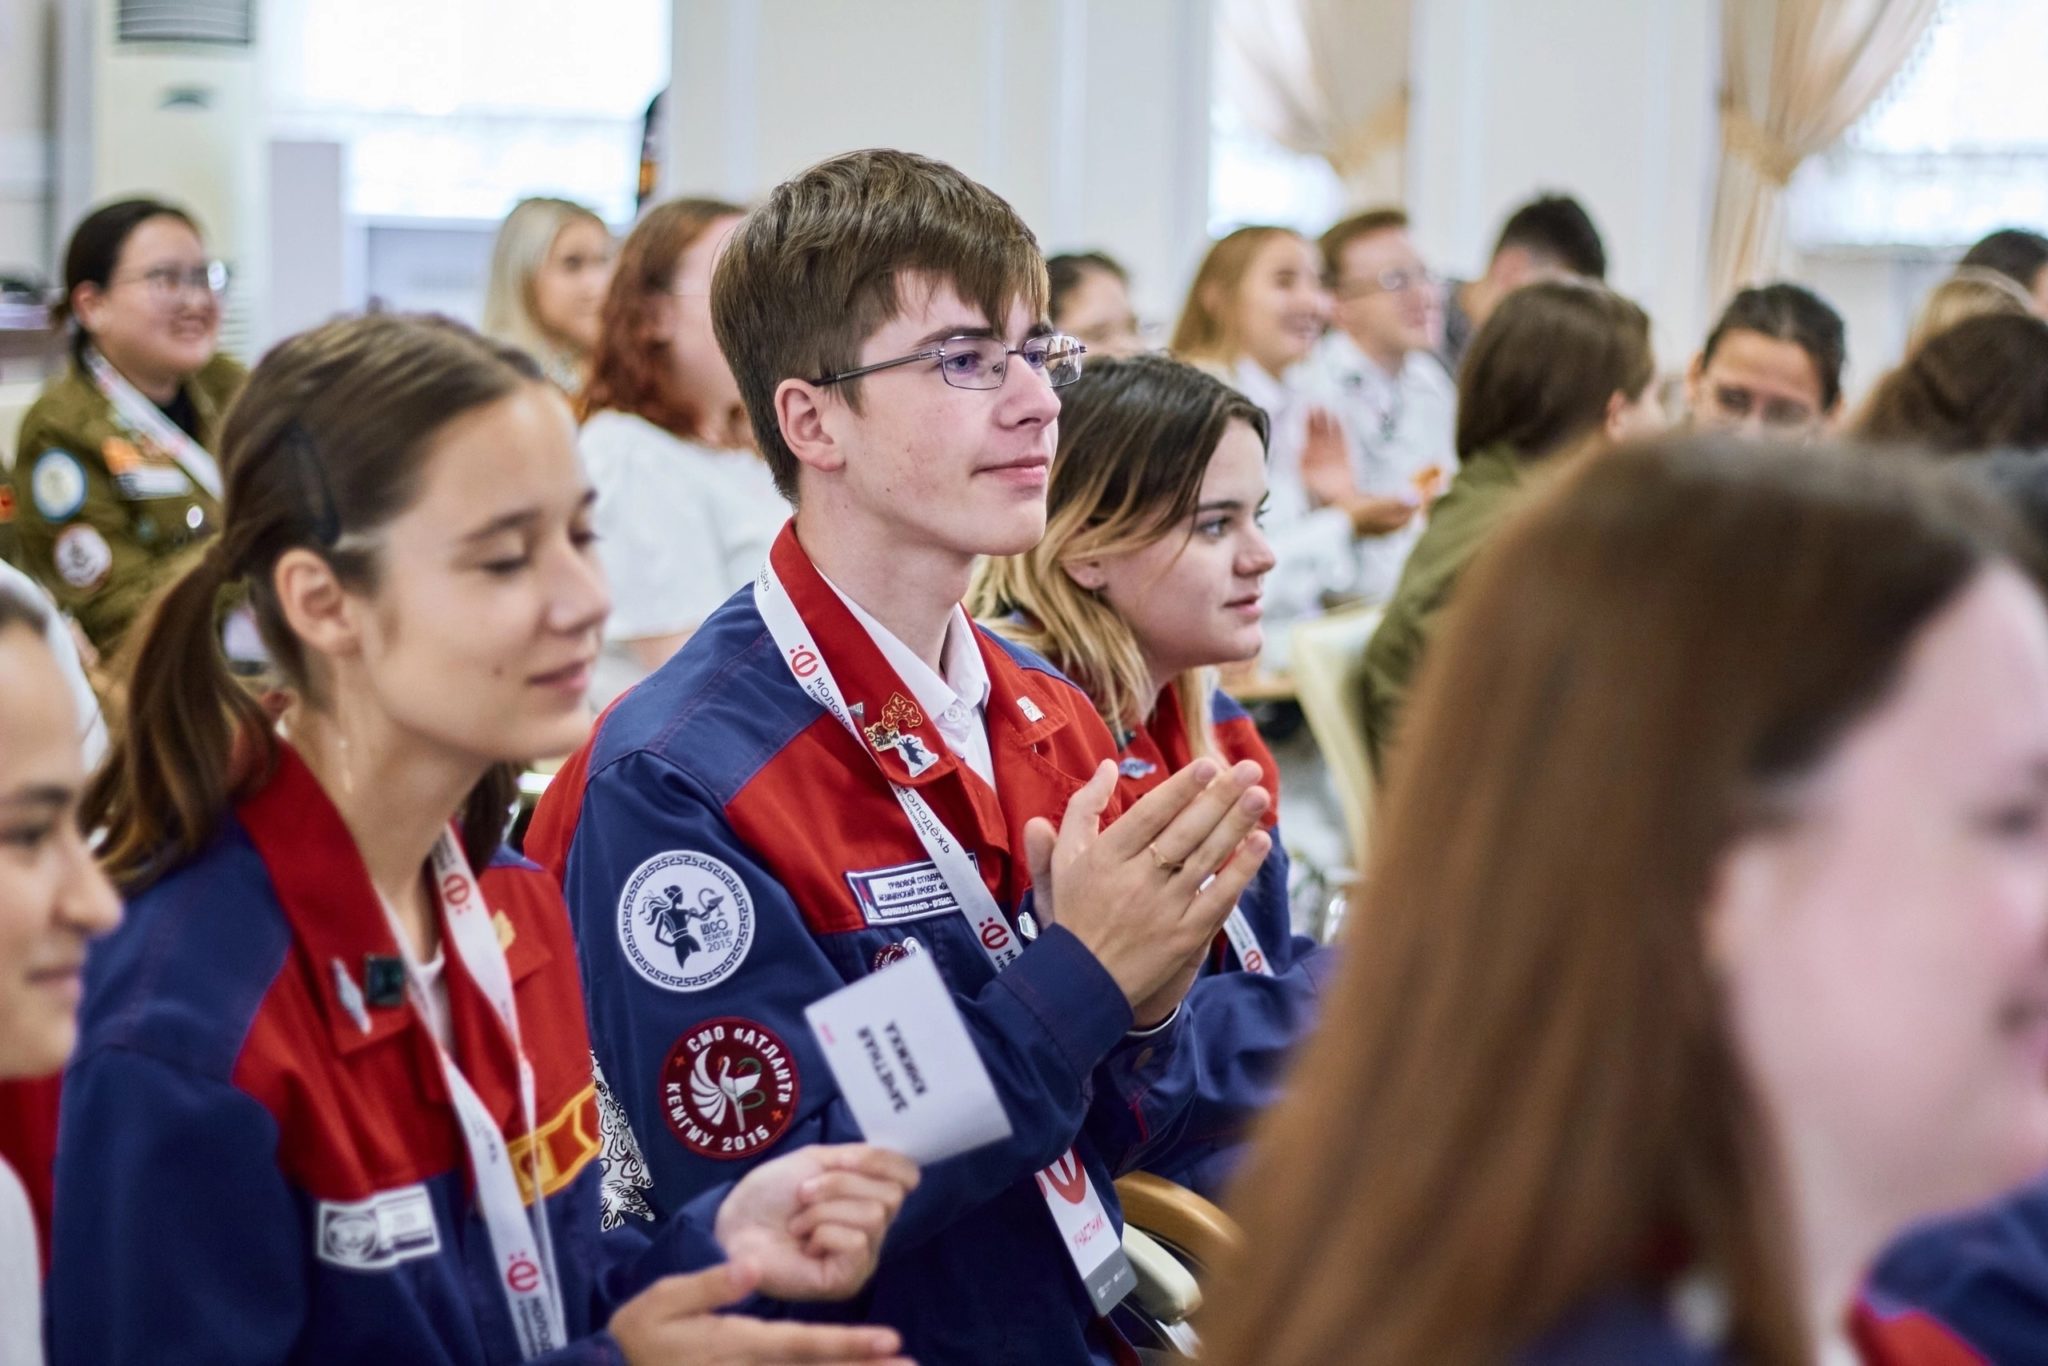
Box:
[49,312,917,1366]
[969,353,1330,1199]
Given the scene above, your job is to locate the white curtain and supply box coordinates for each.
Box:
[1221,0,1413,208]
[1707,0,1939,304]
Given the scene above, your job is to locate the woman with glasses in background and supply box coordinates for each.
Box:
[8,197,244,655]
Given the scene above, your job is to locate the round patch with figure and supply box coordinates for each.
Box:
[52,524,112,590]
[659,1017,799,1159]
[616,850,755,992]
[31,451,87,522]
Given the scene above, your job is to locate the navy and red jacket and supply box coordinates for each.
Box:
[49,745,723,1364]
[1862,1179,2048,1363]
[1105,682,1331,1199]
[529,524,1201,1366]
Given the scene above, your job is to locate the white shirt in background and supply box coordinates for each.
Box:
[1214,358,1357,670]
[1300,331,1459,604]
[0,1157,40,1366]
[581,410,789,705]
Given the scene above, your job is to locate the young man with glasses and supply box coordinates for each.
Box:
[1297,208,1458,604]
[529,149,1274,1364]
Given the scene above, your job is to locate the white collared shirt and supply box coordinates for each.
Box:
[822,576,996,787]
[1300,333,1459,603]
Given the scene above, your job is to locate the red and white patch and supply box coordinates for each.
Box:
[660,1017,798,1159]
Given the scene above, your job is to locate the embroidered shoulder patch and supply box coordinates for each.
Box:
[30,451,87,522]
[52,524,112,590]
[616,850,755,992]
[659,1017,799,1159]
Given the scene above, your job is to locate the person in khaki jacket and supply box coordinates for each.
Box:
[1362,280,1663,773]
[10,198,245,655]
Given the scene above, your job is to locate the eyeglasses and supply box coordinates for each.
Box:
[812,333,1087,390]
[116,260,231,302]
[1331,266,1438,300]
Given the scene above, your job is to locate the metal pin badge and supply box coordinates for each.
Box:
[1018,911,1039,943]
[363,955,408,1009]
[331,959,370,1035]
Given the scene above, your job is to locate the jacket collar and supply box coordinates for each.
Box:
[768,522,1073,787]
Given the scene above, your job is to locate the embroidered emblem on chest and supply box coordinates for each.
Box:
[659,1017,799,1159]
[616,851,756,993]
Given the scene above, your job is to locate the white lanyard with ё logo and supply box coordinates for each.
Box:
[82,346,223,500]
[378,831,568,1358]
[753,558,1137,1314]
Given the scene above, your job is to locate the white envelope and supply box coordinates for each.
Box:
[804,950,1014,1165]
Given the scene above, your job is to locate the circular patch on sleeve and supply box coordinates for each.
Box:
[52,524,112,590]
[659,1017,799,1158]
[31,451,88,522]
[616,850,755,992]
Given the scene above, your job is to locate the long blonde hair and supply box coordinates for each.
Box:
[481,196,607,384]
[1168,225,1299,371]
[969,354,1269,751]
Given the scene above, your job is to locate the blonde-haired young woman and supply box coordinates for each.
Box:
[972,352,1330,1198]
[481,196,614,394]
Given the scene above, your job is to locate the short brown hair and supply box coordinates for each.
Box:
[579,196,745,436]
[1456,278,1653,460]
[1857,312,2048,456]
[1318,207,1409,281]
[710,149,1049,501]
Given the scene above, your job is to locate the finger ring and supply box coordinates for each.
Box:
[1149,843,1184,875]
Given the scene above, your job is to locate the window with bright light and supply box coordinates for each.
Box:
[1789,0,2048,250]
[1209,22,1343,239]
[267,0,669,224]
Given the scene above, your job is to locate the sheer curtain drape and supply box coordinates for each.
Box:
[1708,0,1938,302]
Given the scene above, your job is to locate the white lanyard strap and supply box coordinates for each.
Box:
[1221,906,1273,976]
[82,345,224,501]
[753,557,1134,1312]
[754,561,1019,971]
[390,833,567,1358]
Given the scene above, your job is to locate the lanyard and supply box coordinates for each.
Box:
[1221,907,1273,976]
[383,831,567,1358]
[753,558,1135,1312]
[81,345,223,500]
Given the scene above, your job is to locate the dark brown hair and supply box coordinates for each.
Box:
[711,149,1049,501]
[1317,207,1410,281]
[1046,251,1127,327]
[1701,282,1847,411]
[1856,313,2048,456]
[1959,228,2048,296]
[85,314,543,888]
[1455,278,1654,460]
[1202,437,2037,1366]
[969,353,1269,742]
[1494,192,1607,278]
[578,196,744,436]
[55,197,201,359]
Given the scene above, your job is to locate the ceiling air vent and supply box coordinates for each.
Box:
[116,0,255,46]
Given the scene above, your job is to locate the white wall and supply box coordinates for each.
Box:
[1408,0,1720,373]
[665,0,1212,326]
[0,0,57,280]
